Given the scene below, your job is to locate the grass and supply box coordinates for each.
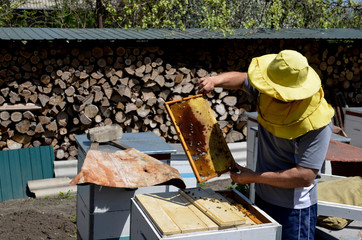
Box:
[57,190,75,199]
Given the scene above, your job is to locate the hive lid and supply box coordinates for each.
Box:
[70,148,186,189]
[165,94,235,183]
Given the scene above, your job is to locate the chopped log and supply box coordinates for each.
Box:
[97,58,107,68]
[38,116,51,125]
[196,69,208,78]
[91,71,104,80]
[137,105,150,118]
[125,103,137,113]
[23,111,34,120]
[116,47,126,56]
[215,104,226,116]
[56,111,69,127]
[68,145,78,157]
[155,75,165,87]
[92,47,103,58]
[73,117,80,125]
[104,118,113,125]
[181,83,193,94]
[56,149,65,159]
[84,104,99,119]
[7,139,22,149]
[15,120,31,134]
[13,134,32,146]
[94,115,102,123]
[61,72,72,81]
[146,97,157,106]
[9,91,20,104]
[0,120,11,128]
[79,113,92,125]
[135,98,143,108]
[0,111,10,121]
[174,73,184,84]
[223,96,237,106]
[39,94,50,107]
[94,91,104,102]
[65,86,76,97]
[32,140,42,147]
[35,122,45,133]
[59,127,68,135]
[46,121,58,132]
[11,112,22,122]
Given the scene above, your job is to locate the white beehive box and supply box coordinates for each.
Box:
[130,189,281,240]
[344,107,362,148]
[245,112,258,171]
[75,133,197,240]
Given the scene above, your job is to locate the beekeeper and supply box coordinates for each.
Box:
[197,50,334,240]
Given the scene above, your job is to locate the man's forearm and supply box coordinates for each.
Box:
[230,165,319,189]
[212,72,247,89]
[255,166,319,189]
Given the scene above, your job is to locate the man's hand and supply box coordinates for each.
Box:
[230,163,258,185]
[196,72,247,94]
[196,76,217,93]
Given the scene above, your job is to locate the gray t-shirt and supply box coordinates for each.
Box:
[244,78,332,209]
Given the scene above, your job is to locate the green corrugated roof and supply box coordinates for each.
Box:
[0,28,361,41]
[0,146,54,201]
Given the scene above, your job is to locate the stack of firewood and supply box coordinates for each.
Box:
[0,45,255,159]
[0,41,360,160]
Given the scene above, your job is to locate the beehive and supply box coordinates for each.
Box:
[131,188,282,240]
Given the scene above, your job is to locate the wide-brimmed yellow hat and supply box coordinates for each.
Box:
[248,50,321,101]
[248,50,334,139]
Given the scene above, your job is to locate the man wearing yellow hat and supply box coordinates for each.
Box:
[197,50,334,240]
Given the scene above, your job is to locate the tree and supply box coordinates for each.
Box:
[102,0,361,31]
[0,0,26,27]
[1,0,361,30]
[258,0,362,29]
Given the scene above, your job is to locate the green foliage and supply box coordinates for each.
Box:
[197,182,206,187]
[57,190,74,199]
[0,0,360,29]
[70,213,77,223]
[230,181,249,197]
[0,0,26,26]
[105,0,233,34]
[261,0,362,29]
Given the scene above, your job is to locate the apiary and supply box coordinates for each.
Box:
[130,188,282,239]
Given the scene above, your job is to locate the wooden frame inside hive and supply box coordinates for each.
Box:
[165,94,235,183]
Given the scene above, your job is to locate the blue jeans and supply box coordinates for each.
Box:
[255,194,318,240]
